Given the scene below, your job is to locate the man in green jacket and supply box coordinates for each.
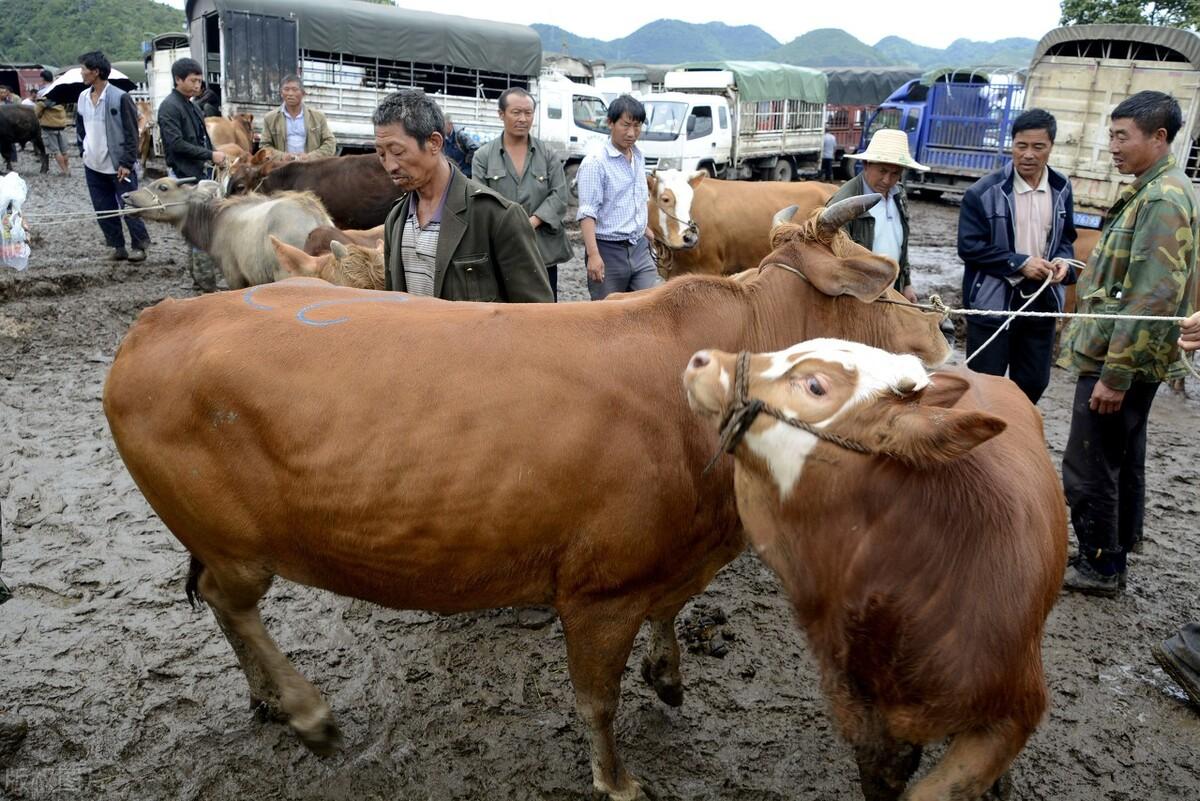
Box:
[828,128,927,302]
[1059,91,1198,597]
[375,89,552,303]
[260,75,337,162]
[472,87,571,300]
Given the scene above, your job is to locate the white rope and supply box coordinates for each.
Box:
[22,201,190,227]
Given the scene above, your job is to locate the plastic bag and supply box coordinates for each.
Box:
[0,171,30,271]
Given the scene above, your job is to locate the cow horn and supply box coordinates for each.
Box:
[175,177,198,186]
[771,205,800,229]
[818,193,882,232]
[330,240,349,260]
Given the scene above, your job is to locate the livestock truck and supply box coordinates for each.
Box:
[1023,24,1200,232]
[858,68,1026,197]
[639,61,827,181]
[822,67,921,178]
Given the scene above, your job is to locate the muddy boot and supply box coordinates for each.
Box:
[1154,623,1200,708]
[190,250,219,293]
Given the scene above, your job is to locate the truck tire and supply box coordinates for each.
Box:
[839,156,855,180]
[770,159,794,182]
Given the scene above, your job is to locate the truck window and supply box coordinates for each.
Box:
[866,108,902,139]
[573,96,609,133]
[547,105,562,120]
[903,110,920,134]
[642,101,688,141]
[687,107,713,140]
[719,106,728,130]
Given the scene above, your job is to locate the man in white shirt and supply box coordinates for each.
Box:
[821,130,837,181]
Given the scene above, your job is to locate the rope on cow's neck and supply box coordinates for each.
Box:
[648,199,700,277]
[21,201,191,227]
[703,350,880,475]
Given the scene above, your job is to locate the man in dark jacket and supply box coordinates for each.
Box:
[958,109,1077,403]
[157,57,225,182]
[828,129,926,302]
[75,51,151,262]
[375,90,551,302]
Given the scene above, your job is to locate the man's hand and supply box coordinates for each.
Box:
[902,285,918,303]
[280,152,298,163]
[1050,259,1070,284]
[586,251,605,283]
[1018,256,1054,281]
[529,215,542,229]
[1089,379,1126,414]
[116,166,130,182]
[211,150,227,165]
[1179,311,1200,353]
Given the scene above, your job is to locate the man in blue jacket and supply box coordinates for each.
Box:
[957,109,1078,403]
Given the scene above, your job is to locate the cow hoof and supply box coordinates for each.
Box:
[293,715,343,757]
[982,773,1013,800]
[592,781,653,801]
[249,695,287,723]
[640,657,684,707]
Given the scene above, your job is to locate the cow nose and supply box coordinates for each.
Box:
[690,351,711,370]
[683,231,698,246]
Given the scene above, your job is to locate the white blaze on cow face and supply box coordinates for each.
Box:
[648,169,703,250]
[746,339,930,498]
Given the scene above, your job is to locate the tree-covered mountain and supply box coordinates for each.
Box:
[767,29,897,67]
[0,0,184,68]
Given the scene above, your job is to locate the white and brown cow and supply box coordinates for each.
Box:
[103,196,950,800]
[685,339,1067,801]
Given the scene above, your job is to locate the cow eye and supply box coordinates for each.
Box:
[800,375,826,397]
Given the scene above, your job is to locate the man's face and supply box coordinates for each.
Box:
[281,82,303,110]
[80,66,98,87]
[375,122,444,191]
[1011,128,1053,184]
[862,162,905,195]
[0,87,9,101]
[500,94,535,138]
[610,112,642,151]
[175,73,203,97]
[1109,117,1166,176]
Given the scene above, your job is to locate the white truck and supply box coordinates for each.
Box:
[533,73,612,185]
[1024,24,1200,230]
[639,61,828,181]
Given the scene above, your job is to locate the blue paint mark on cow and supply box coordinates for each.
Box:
[243,286,274,311]
[296,296,409,327]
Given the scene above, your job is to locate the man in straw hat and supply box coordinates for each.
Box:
[827,128,926,302]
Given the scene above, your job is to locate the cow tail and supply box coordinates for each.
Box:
[185,556,205,609]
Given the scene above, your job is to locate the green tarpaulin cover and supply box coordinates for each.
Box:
[676,61,827,104]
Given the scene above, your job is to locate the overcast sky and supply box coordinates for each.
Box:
[159,0,1064,48]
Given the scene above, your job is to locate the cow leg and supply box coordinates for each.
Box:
[640,612,684,707]
[853,735,922,801]
[198,566,342,755]
[206,602,286,722]
[900,720,1026,801]
[560,599,647,801]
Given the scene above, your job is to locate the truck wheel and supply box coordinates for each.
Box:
[770,159,794,182]
[565,162,580,201]
[838,157,854,180]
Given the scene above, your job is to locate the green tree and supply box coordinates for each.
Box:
[0,0,183,68]
[1060,0,1200,26]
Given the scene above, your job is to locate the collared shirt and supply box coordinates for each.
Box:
[282,105,306,154]
[867,184,903,263]
[400,182,451,296]
[79,83,113,174]
[822,132,836,159]
[575,140,648,243]
[1012,168,1052,262]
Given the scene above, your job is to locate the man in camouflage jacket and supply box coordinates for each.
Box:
[1059,91,1198,597]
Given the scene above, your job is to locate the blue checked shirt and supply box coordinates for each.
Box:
[575,140,648,243]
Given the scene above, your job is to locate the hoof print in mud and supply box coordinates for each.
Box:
[680,603,734,658]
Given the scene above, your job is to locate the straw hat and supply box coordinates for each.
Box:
[847,129,929,172]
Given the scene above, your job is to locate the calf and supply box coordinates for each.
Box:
[0,106,47,173]
[685,339,1067,801]
[270,235,385,289]
[228,153,403,229]
[122,177,333,288]
[205,113,253,152]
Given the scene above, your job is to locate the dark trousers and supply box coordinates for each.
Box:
[1062,376,1160,573]
[820,157,833,181]
[586,236,660,301]
[965,317,1058,403]
[85,166,150,250]
[546,264,558,301]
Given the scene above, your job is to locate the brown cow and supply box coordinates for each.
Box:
[102,196,950,800]
[684,338,1066,801]
[646,169,838,278]
[227,154,403,230]
[135,99,154,164]
[205,114,253,153]
[270,235,386,289]
[302,225,385,256]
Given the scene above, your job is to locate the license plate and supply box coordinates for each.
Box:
[1074,212,1103,229]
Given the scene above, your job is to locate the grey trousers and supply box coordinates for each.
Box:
[587,236,660,301]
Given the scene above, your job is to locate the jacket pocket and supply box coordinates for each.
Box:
[447,254,499,301]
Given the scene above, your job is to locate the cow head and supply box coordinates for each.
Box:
[646,169,702,252]
[122,177,220,224]
[684,339,1006,490]
[235,113,254,137]
[764,197,951,367]
[269,235,386,290]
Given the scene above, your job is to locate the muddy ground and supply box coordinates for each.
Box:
[0,169,1198,801]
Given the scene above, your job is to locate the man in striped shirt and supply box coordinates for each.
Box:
[576,95,660,301]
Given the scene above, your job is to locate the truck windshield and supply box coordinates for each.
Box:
[866,108,903,139]
[642,101,688,141]
[573,96,610,133]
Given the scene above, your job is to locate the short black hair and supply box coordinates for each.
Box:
[1111,90,1183,143]
[1012,108,1056,143]
[40,69,54,83]
[499,86,534,112]
[281,74,303,90]
[79,51,111,80]
[170,57,204,84]
[607,94,646,124]
[373,89,444,148]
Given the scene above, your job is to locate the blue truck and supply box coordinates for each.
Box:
[858,69,1025,197]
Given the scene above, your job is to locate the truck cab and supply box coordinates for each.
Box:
[533,75,611,186]
[640,91,733,175]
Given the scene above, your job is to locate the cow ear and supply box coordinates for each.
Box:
[647,173,657,194]
[688,170,706,187]
[269,235,316,276]
[912,371,971,409]
[772,248,898,302]
[875,404,1006,467]
[374,239,384,253]
[330,240,349,261]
